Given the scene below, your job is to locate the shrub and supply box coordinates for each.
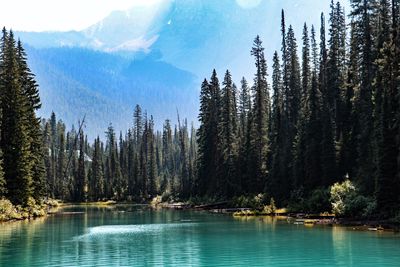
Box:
[346,195,376,218]
[330,180,356,216]
[263,197,277,214]
[288,187,306,212]
[233,194,267,210]
[0,198,21,221]
[45,199,60,207]
[17,197,46,218]
[330,180,376,218]
[150,195,162,206]
[306,188,331,213]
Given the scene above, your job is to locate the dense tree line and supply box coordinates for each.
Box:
[196,0,400,218]
[40,107,197,202]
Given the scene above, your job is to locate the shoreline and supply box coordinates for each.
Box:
[2,201,399,233]
[156,202,400,233]
[0,198,59,223]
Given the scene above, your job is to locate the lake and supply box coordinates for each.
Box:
[0,205,399,266]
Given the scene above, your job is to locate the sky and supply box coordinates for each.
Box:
[0,0,164,32]
[0,0,275,32]
[0,0,350,32]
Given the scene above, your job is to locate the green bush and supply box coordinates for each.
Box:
[346,195,376,218]
[288,187,306,212]
[0,198,21,221]
[233,193,267,210]
[0,197,49,221]
[17,197,46,218]
[330,180,355,216]
[45,199,60,207]
[263,197,277,214]
[150,195,162,206]
[330,180,376,218]
[306,188,331,213]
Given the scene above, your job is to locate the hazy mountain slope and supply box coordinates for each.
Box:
[26,46,198,139]
[16,31,88,48]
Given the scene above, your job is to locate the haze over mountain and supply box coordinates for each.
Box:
[14,0,349,139]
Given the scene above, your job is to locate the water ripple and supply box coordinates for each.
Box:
[76,223,197,240]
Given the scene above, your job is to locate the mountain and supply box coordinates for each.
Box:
[15,0,349,138]
[26,46,198,139]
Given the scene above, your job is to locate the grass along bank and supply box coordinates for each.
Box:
[0,197,59,222]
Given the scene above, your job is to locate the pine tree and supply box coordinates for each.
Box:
[132,105,143,197]
[118,131,128,199]
[238,77,251,140]
[319,13,337,187]
[278,10,294,202]
[0,149,6,197]
[47,111,57,197]
[57,130,66,199]
[133,104,143,146]
[351,0,377,194]
[105,124,118,199]
[286,26,301,131]
[140,115,149,198]
[42,122,52,196]
[127,130,136,199]
[281,10,289,105]
[162,119,173,193]
[219,70,238,196]
[177,116,190,198]
[304,67,323,191]
[293,23,311,190]
[249,36,270,193]
[327,1,347,140]
[0,31,33,205]
[75,131,86,202]
[339,20,359,180]
[209,70,222,195]
[196,79,209,196]
[375,0,400,216]
[305,25,323,191]
[237,77,251,193]
[147,116,157,196]
[188,123,197,195]
[17,40,46,201]
[91,137,104,201]
[196,71,222,196]
[269,51,286,202]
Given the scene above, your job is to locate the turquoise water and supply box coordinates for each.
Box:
[0,205,399,266]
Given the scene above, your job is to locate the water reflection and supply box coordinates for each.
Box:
[0,217,46,265]
[0,206,399,267]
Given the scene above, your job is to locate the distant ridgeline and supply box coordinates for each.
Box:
[1,0,400,220]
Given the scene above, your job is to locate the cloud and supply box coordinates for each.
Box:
[0,0,164,31]
[236,0,262,9]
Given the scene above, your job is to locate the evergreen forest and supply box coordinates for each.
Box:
[1,0,399,219]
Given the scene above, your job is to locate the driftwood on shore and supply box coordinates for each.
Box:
[157,201,231,210]
[159,203,192,209]
[194,201,229,210]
